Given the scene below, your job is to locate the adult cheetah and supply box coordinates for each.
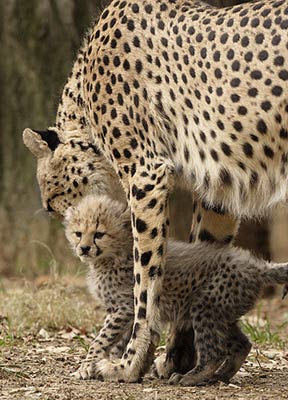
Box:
[64,194,288,385]
[23,0,288,383]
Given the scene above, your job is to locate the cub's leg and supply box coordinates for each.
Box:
[74,307,133,380]
[109,329,132,360]
[165,202,239,376]
[169,308,228,386]
[212,323,252,383]
[154,324,196,379]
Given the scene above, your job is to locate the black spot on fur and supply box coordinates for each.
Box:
[141,251,152,266]
[136,218,147,233]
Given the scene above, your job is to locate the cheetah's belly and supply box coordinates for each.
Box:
[85,0,288,218]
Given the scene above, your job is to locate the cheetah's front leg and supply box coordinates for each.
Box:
[93,162,173,382]
[73,307,133,380]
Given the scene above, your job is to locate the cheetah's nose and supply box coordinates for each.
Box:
[80,246,91,255]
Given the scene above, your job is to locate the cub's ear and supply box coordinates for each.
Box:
[23,128,61,158]
[63,206,77,225]
[121,205,132,230]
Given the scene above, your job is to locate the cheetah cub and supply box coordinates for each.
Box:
[65,195,288,386]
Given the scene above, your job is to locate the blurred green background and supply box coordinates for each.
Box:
[1,0,287,279]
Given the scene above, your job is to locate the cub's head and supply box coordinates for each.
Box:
[64,194,132,263]
[23,128,125,218]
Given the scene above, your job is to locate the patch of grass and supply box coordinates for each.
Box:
[159,332,166,347]
[242,319,285,348]
[0,279,104,340]
[241,304,286,349]
[73,335,90,351]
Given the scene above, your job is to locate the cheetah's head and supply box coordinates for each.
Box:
[64,194,132,263]
[23,128,125,218]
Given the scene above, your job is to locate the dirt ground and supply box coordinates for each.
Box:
[1,279,288,400]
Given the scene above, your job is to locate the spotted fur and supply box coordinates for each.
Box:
[23,0,288,382]
[65,194,288,385]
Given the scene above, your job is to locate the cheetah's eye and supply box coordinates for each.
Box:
[75,231,82,238]
[94,232,105,240]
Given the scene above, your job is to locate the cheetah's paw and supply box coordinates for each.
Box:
[93,359,126,382]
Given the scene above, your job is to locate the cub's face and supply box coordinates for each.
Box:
[65,210,113,263]
[64,195,132,263]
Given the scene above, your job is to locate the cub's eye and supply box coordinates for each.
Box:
[94,232,105,240]
[75,232,82,238]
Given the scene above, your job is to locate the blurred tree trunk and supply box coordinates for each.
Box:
[0,0,101,276]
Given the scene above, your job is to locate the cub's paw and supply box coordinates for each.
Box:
[168,371,214,387]
[168,372,184,385]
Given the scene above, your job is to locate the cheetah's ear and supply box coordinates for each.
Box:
[23,128,61,158]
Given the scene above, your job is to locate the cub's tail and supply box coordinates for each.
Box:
[262,262,288,298]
